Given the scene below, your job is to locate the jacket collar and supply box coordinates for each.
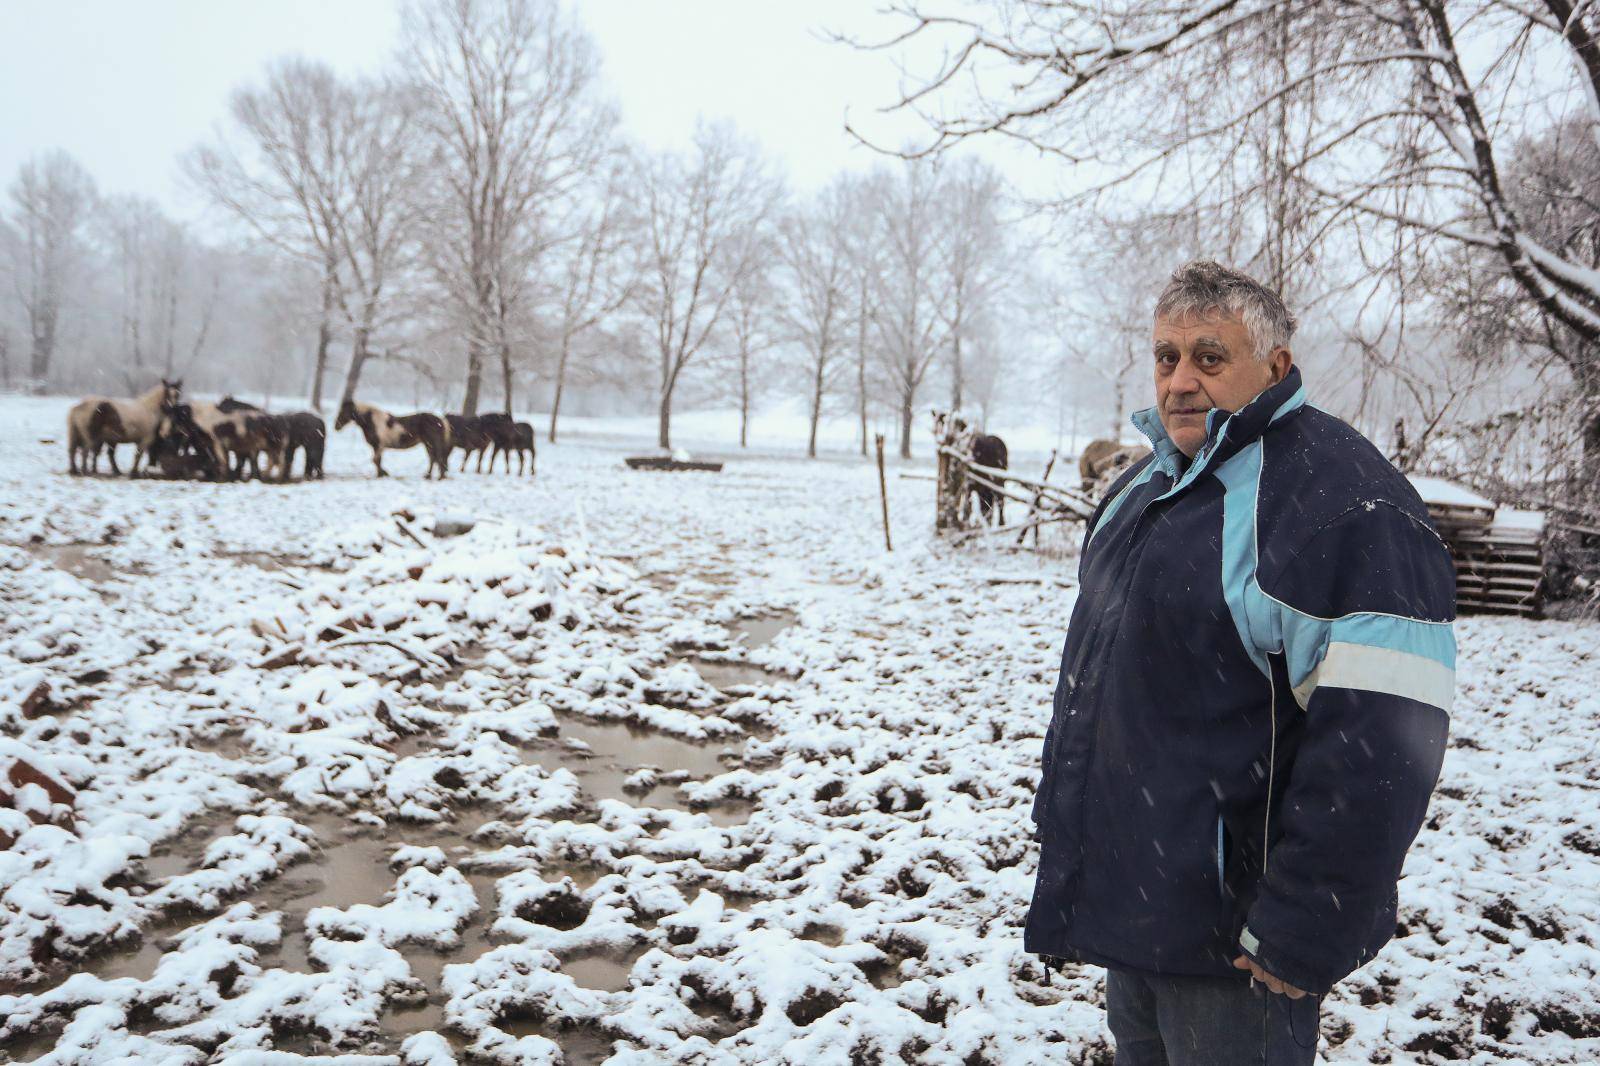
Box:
[1131,366,1307,484]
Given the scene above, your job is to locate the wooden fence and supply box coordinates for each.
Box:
[932,411,1096,546]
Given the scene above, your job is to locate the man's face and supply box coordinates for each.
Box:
[1152,311,1290,458]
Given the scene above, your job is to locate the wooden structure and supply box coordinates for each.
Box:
[624,456,724,473]
[932,411,1096,543]
[1409,476,1547,616]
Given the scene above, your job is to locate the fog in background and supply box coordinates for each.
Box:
[2,0,1593,470]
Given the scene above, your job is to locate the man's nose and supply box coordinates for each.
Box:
[1169,356,1204,395]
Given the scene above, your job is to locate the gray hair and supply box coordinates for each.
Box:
[1154,260,1297,361]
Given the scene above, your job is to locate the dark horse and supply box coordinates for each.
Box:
[445,414,492,473]
[970,433,1009,526]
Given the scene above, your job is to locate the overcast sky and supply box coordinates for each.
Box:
[0,0,1050,218]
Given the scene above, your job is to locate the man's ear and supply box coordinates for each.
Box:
[1269,348,1293,384]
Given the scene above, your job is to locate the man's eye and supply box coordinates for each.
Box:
[1199,353,1221,367]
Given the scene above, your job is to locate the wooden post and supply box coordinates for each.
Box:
[875,433,893,552]
[1017,449,1060,547]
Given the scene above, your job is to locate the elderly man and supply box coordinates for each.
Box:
[1027,261,1455,1064]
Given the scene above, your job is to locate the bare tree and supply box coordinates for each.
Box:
[837,175,886,457]
[938,157,1008,412]
[189,57,354,409]
[868,158,951,459]
[6,150,95,387]
[724,253,782,449]
[864,1,1600,382]
[405,0,615,416]
[546,163,638,442]
[334,79,424,405]
[778,179,856,457]
[636,123,782,450]
[100,196,222,390]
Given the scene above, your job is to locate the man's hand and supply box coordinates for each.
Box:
[1232,954,1308,999]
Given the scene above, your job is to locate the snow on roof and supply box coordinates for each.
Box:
[1492,508,1546,534]
[1407,475,1495,510]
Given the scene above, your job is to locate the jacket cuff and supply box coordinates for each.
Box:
[1237,924,1336,998]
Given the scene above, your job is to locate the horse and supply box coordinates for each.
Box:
[1079,438,1152,497]
[183,399,270,481]
[510,421,536,477]
[66,379,181,476]
[445,414,491,472]
[279,412,327,480]
[476,412,521,473]
[335,399,450,479]
[148,403,223,480]
[969,433,1009,526]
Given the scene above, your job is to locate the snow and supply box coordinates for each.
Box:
[1408,474,1495,511]
[0,393,1597,1063]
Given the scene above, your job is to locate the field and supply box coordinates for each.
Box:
[1,394,1597,1065]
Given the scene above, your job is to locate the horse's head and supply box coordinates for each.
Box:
[334,399,358,430]
[161,378,183,406]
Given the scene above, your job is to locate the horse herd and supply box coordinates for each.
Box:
[64,380,536,482]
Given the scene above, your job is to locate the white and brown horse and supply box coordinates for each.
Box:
[336,399,450,479]
[67,379,182,476]
[178,399,271,481]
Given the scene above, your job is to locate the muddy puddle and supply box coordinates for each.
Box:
[25,542,120,583]
[546,715,752,827]
[499,1013,618,1064]
[726,612,796,649]
[686,657,774,692]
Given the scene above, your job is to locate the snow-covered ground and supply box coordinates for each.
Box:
[0,393,1596,1065]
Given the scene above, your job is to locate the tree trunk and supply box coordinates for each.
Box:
[657,387,673,450]
[310,263,338,411]
[809,367,824,459]
[29,310,55,383]
[858,276,869,458]
[549,336,571,443]
[341,325,371,406]
[500,340,514,416]
[462,341,483,417]
[899,395,913,460]
[739,343,750,449]
[951,331,963,412]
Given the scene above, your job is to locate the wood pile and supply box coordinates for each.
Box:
[1409,476,1546,616]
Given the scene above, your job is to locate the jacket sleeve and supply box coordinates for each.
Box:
[1240,501,1456,996]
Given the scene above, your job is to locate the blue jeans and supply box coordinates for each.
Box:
[1106,968,1321,1065]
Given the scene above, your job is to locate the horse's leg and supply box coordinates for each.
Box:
[107,444,121,477]
[373,446,387,477]
[129,443,143,478]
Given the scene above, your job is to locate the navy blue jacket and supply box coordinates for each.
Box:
[1026,367,1455,996]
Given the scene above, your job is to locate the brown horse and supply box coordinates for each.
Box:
[1080,438,1153,496]
[67,379,181,475]
[336,399,450,479]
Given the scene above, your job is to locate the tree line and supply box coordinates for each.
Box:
[0,0,1026,460]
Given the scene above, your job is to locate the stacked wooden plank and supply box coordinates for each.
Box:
[1408,476,1546,616]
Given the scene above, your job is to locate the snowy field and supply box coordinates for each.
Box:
[0,393,1597,1065]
